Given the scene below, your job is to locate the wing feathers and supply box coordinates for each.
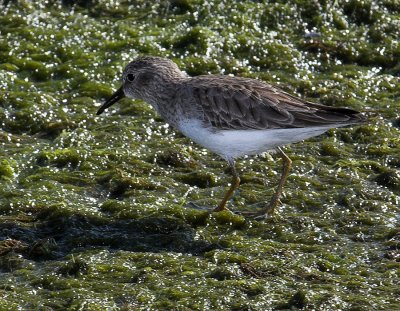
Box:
[182,76,366,130]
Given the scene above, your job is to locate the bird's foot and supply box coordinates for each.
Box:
[185,201,233,214]
[234,200,281,220]
[212,203,229,213]
[235,210,270,220]
[185,202,212,211]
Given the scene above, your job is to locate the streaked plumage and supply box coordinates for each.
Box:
[183,75,363,130]
[97,56,367,218]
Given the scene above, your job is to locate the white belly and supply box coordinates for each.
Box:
[178,119,338,161]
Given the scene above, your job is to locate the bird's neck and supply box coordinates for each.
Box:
[146,72,187,99]
[142,76,185,123]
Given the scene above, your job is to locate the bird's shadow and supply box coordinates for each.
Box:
[0,213,218,266]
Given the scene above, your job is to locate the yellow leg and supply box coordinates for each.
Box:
[213,161,240,212]
[264,147,292,215]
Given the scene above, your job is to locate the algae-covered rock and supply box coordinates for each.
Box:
[175,171,217,188]
[36,148,82,168]
[156,148,197,168]
[0,159,15,180]
[57,258,89,276]
[172,27,210,54]
[375,169,400,192]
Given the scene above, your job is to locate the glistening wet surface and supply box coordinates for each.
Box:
[0,1,399,310]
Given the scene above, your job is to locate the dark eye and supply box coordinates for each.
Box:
[126,74,135,82]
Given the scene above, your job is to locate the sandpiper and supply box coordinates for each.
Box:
[97,56,367,217]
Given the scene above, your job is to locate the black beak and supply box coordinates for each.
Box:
[96,86,125,115]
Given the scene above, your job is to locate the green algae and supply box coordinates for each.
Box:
[0,0,399,310]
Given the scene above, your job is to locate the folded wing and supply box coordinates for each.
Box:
[183,76,366,130]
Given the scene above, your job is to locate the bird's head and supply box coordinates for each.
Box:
[97,56,186,115]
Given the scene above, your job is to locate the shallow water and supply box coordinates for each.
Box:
[0,1,399,310]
